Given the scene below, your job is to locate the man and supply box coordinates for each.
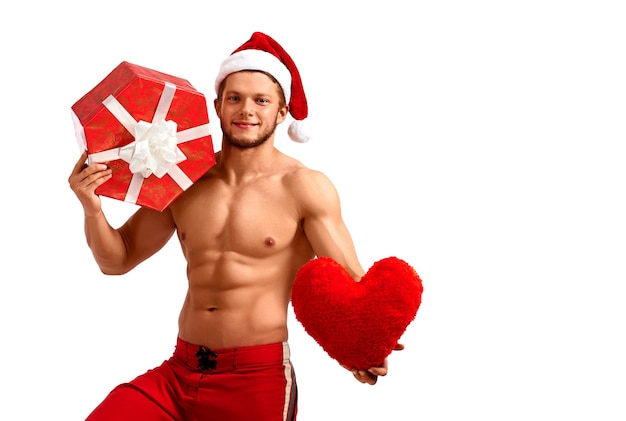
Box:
[69,32,401,421]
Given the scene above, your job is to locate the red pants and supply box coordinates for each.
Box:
[86,337,298,420]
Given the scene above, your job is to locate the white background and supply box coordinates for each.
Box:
[1,1,625,420]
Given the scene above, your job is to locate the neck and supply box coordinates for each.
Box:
[217,138,278,182]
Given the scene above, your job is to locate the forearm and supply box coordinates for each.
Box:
[305,221,365,281]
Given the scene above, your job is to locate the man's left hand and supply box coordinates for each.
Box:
[344,343,405,385]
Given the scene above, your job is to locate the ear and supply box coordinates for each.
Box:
[276,104,289,124]
[213,98,221,119]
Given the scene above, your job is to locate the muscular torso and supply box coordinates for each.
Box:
[168,154,315,349]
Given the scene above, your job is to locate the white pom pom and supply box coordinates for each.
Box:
[288,119,312,143]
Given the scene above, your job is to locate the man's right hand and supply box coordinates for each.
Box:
[68,151,112,216]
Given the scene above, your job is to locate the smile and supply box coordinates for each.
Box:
[234,121,257,128]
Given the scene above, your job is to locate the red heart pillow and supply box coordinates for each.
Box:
[291,256,423,370]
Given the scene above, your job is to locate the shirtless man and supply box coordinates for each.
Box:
[69,32,400,420]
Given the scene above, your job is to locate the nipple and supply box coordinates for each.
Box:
[264,237,276,247]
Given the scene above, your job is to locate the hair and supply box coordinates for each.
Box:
[216,70,286,107]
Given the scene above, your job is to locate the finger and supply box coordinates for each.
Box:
[368,366,388,377]
[353,370,378,385]
[366,356,389,377]
[394,343,405,351]
[72,151,89,174]
[87,170,113,189]
[70,165,112,192]
[359,370,378,385]
[368,358,388,376]
[352,370,366,383]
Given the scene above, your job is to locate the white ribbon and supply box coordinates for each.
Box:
[87,82,211,205]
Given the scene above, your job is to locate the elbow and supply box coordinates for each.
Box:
[91,249,135,276]
[99,266,129,276]
[95,258,134,276]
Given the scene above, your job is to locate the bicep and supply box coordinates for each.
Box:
[299,172,365,279]
[117,207,176,270]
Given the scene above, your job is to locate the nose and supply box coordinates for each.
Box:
[239,98,255,116]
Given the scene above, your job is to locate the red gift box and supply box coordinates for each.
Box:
[71,61,216,211]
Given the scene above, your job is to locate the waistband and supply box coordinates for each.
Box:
[173,337,290,374]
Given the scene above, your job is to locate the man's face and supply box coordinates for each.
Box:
[215,71,288,149]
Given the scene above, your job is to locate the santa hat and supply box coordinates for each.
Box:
[215,32,312,143]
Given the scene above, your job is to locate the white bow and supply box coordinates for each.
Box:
[120,119,186,178]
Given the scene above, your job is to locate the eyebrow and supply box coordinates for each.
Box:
[224,90,274,98]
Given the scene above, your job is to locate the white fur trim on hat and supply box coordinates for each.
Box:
[215,49,292,103]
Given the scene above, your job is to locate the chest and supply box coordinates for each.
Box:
[171,177,301,257]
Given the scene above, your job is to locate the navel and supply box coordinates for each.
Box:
[264,237,276,247]
[180,232,186,242]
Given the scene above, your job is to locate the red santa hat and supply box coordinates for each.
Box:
[215,32,312,143]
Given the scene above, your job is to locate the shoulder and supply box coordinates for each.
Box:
[282,156,334,192]
[283,161,340,214]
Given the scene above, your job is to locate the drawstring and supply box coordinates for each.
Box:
[196,346,218,371]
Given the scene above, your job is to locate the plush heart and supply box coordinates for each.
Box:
[291,256,423,370]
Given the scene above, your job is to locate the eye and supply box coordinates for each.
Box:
[227,95,240,102]
[256,98,270,104]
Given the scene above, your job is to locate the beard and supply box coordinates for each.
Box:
[221,120,278,149]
